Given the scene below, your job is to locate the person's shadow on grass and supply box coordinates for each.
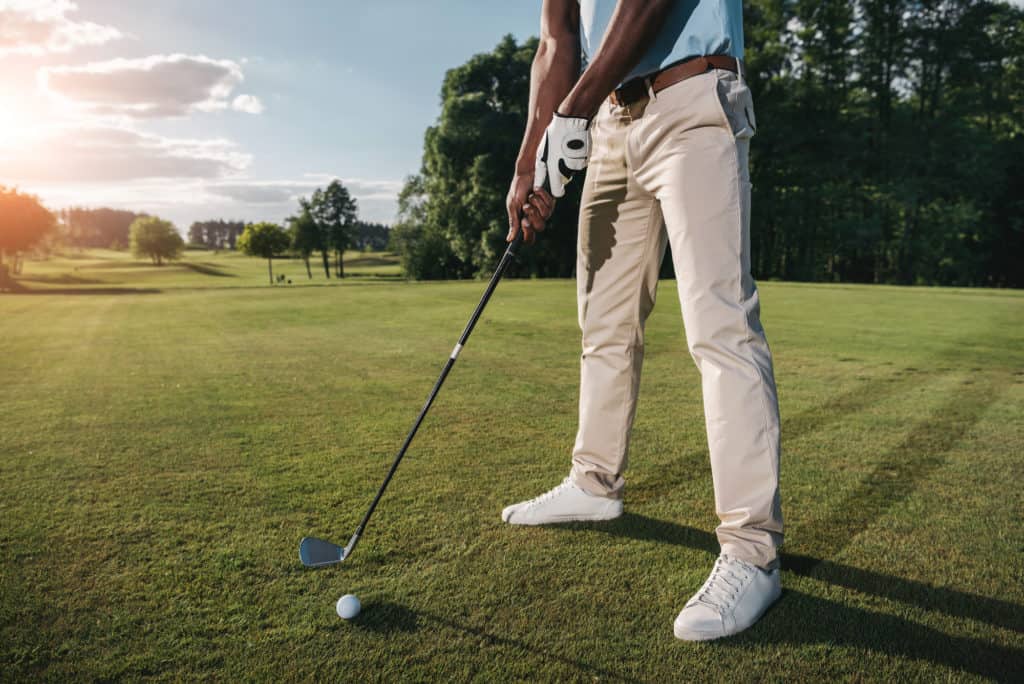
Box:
[592,514,1023,681]
[581,364,1023,680]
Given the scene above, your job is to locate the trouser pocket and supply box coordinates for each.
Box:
[713,70,756,139]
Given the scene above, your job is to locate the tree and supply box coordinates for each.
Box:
[289,209,319,279]
[130,216,184,266]
[390,174,464,279]
[739,0,1024,286]
[351,221,391,251]
[296,196,331,278]
[187,219,246,249]
[0,187,55,280]
[62,207,139,249]
[396,35,582,280]
[237,222,291,285]
[307,180,358,278]
[392,6,1023,286]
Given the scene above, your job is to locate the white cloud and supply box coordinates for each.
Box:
[298,174,404,199]
[204,177,403,204]
[207,181,294,202]
[202,177,402,225]
[0,124,251,182]
[204,177,400,209]
[231,94,264,114]
[40,54,262,117]
[0,0,121,57]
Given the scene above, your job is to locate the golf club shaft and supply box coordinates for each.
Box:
[344,234,524,558]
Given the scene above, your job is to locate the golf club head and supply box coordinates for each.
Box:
[299,537,347,567]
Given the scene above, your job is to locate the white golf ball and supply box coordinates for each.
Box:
[336,594,361,619]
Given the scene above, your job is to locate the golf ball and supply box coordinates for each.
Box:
[336,594,361,619]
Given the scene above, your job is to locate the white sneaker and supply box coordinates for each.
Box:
[501,477,623,525]
[673,554,781,641]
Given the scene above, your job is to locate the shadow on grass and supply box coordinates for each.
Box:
[596,515,1022,636]
[352,602,642,682]
[2,282,161,295]
[631,362,945,504]
[344,256,400,268]
[345,273,405,280]
[349,601,419,633]
[15,273,108,285]
[727,589,1024,680]
[573,368,1022,678]
[180,262,236,277]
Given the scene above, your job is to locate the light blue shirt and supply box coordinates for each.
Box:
[579,0,744,83]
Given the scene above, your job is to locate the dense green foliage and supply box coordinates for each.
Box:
[350,221,391,251]
[392,36,583,280]
[397,1,1023,286]
[237,221,292,284]
[1,250,1022,679]
[746,0,1024,286]
[129,216,183,266]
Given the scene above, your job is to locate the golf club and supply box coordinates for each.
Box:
[300,231,525,568]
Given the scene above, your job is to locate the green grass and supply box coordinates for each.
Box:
[6,247,402,292]
[1,250,1022,681]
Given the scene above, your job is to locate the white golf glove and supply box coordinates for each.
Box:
[534,113,591,198]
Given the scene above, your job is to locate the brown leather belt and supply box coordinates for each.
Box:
[609,55,742,107]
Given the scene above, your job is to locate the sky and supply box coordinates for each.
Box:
[0,0,543,230]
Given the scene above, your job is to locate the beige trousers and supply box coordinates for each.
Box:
[570,67,783,569]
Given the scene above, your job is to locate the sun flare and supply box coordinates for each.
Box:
[0,97,30,149]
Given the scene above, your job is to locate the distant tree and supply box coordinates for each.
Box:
[0,187,55,279]
[130,216,184,266]
[62,207,139,249]
[187,219,246,249]
[351,221,391,251]
[237,222,291,285]
[308,180,358,278]
[288,209,319,279]
[296,197,331,278]
[187,222,203,246]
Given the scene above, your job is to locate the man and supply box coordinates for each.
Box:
[502,0,784,641]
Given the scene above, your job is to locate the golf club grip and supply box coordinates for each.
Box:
[347,233,524,557]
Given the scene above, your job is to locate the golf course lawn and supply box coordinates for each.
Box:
[2,250,1022,681]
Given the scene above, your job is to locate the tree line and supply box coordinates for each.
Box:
[61,207,139,249]
[0,179,389,288]
[393,0,1023,287]
[52,208,389,256]
[188,220,246,250]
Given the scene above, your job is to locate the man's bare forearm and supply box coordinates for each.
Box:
[515,0,581,175]
[559,0,675,119]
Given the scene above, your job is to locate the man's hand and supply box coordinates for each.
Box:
[506,172,556,244]
[534,113,590,198]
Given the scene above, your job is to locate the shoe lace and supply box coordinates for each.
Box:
[696,555,755,611]
[523,477,575,509]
